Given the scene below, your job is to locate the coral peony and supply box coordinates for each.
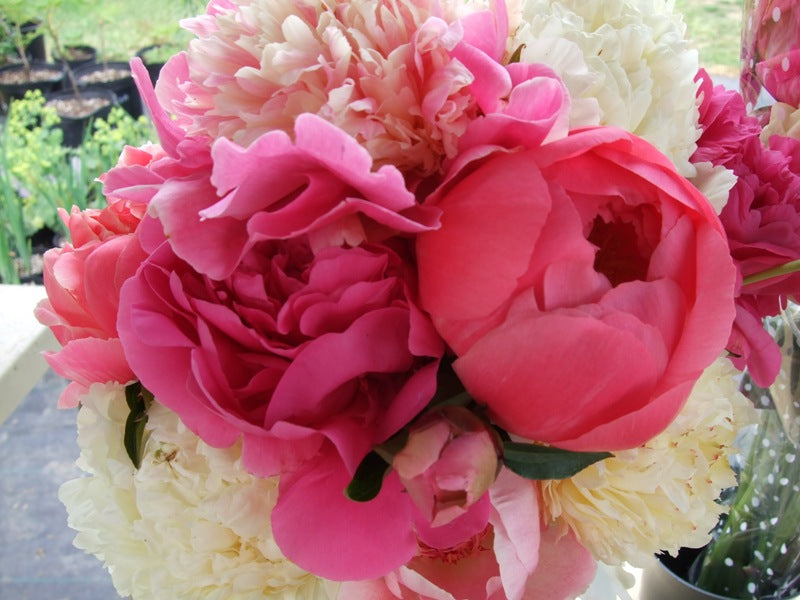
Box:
[34,188,147,408]
[417,127,737,452]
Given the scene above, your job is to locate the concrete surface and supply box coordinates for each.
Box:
[0,369,122,600]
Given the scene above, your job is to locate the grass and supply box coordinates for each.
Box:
[674,0,743,76]
[46,0,206,61]
[45,1,744,72]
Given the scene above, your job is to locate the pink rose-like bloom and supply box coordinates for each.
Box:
[693,71,800,386]
[34,199,146,408]
[392,405,500,527]
[417,127,737,452]
[117,233,444,578]
[339,469,596,600]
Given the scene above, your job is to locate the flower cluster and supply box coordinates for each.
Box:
[35,1,800,599]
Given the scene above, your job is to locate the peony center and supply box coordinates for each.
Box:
[587,215,650,287]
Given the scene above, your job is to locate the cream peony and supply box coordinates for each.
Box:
[59,383,336,600]
[761,101,800,142]
[540,357,758,567]
[510,0,702,175]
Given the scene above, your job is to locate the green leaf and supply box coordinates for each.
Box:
[508,44,525,64]
[345,451,390,502]
[123,382,152,469]
[502,441,612,480]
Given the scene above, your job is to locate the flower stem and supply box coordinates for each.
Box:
[743,260,800,286]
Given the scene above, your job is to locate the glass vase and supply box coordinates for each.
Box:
[692,306,800,599]
[739,0,800,116]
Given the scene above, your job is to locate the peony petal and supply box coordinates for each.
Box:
[456,311,662,450]
[488,468,540,600]
[520,525,596,600]
[272,453,416,580]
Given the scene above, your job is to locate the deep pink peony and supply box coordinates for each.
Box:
[417,127,737,452]
[116,232,445,578]
[34,200,146,408]
[693,71,800,386]
[337,469,596,600]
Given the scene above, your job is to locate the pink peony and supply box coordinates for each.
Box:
[146,112,440,281]
[693,71,800,386]
[392,405,500,527]
[34,202,146,408]
[417,127,737,452]
[338,469,596,600]
[116,232,445,578]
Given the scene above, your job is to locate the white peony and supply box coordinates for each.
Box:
[510,0,702,176]
[540,357,758,567]
[59,383,337,600]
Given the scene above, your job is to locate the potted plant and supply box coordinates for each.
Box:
[52,43,96,70]
[0,89,155,283]
[35,0,119,138]
[0,4,63,112]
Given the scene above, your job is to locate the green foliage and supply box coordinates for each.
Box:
[124,381,153,469]
[674,0,742,75]
[47,0,205,61]
[0,89,155,282]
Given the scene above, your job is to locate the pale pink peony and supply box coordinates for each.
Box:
[116,230,446,579]
[417,127,737,452]
[338,469,596,600]
[158,0,487,178]
[34,201,147,408]
[153,0,574,186]
[693,70,800,386]
[392,405,500,528]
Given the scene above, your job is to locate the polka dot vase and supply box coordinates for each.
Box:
[740,0,800,115]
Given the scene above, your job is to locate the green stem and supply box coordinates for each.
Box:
[743,260,800,286]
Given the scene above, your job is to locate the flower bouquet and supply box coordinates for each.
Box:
[33,1,800,599]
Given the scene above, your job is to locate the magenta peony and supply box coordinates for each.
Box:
[417,127,737,452]
[116,231,445,578]
[693,71,800,386]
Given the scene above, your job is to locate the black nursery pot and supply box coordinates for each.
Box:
[72,61,141,118]
[135,44,169,86]
[19,21,46,62]
[54,45,97,70]
[0,62,65,113]
[45,88,117,147]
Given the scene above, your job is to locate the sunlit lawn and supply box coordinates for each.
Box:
[675,0,743,76]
